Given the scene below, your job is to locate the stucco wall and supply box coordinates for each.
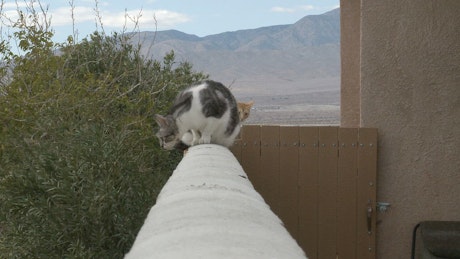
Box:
[340,0,361,127]
[356,1,460,258]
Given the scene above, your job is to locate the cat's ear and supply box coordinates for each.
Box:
[154,114,168,127]
[247,100,254,108]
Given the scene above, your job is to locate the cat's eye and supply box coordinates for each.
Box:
[164,135,176,142]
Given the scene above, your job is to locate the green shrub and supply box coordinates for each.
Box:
[0,6,207,258]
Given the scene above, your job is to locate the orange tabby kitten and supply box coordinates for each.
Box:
[237,100,254,122]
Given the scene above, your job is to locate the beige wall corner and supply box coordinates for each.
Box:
[340,0,361,127]
[356,0,460,258]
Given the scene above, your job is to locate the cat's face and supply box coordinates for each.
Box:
[154,114,181,150]
[237,101,254,122]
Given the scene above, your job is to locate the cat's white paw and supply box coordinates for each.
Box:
[190,129,201,146]
[199,135,212,144]
[181,132,194,146]
[182,130,201,146]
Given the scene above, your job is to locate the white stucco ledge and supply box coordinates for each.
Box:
[125,144,307,259]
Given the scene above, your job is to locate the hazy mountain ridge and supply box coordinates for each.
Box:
[131,8,340,125]
[133,8,339,53]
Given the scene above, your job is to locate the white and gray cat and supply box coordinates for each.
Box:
[155,80,240,150]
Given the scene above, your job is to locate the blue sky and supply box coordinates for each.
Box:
[2,0,339,43]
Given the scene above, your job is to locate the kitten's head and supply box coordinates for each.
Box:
[154,114,185,150]
[237,100,254,122]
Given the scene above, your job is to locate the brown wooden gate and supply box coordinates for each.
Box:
[230,125,377,259]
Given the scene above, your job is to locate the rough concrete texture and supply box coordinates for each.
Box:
[358,1,460,258]
[125,144,306,259]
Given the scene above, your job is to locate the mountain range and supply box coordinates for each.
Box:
[131,8,340,124]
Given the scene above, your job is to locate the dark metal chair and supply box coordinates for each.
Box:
[412,221,460,259]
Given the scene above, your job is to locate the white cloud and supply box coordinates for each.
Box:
[1,5,52,27]
[1,1,190,32]
[270,5,315,13]
[1,1,29,9]
[48,7,189,30]
[300,5,314,11]
[102,9,190,29]
[270,6,295,13]
[50,6,95,26]
[3,9,18,18]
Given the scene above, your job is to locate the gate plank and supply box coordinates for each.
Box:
[298,127,319,259]
[337,128,359,259]
[233,125,377,259]
[240,125,261,191]
[357,128,378,259]
[279,126,300,239]
[229,130,243,161]
[318,127,338,259]
[260,125,280,214]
